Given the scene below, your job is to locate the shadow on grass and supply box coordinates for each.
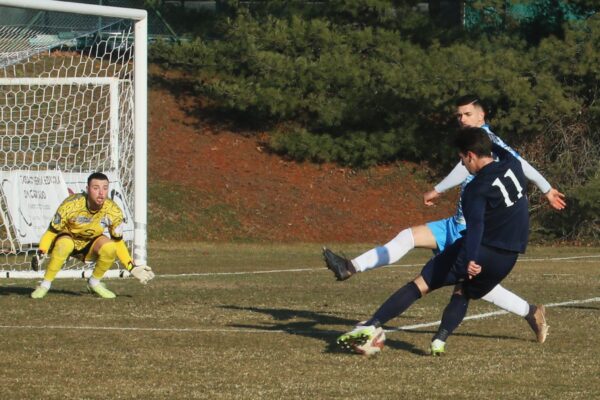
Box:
[0,286,82,297]
[0,286,133,298]
[222,305,436,356]
[558,304,600,311]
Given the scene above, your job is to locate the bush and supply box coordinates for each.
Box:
[149,2,600,240]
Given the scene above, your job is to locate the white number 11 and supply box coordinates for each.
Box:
[492,169,524,207]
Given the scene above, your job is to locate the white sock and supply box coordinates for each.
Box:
[40,280,52,289]
[352,229,415,272]
[482,284,530,317]
[88,277,101,287]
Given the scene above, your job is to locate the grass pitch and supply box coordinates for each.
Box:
[1,243,599,399]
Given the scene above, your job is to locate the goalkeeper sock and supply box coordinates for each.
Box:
[352,229,415,272]
[92,241,117,280]
[481,284,529,317]
[40,280,52,289]
[44,237,74,282]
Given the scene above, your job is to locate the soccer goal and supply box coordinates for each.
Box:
[0,0,147,278]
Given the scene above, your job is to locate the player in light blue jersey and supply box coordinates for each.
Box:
[324,95,566,343]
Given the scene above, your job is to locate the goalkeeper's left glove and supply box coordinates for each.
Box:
[130,264,155,284]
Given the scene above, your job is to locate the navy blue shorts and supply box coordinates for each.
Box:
[420,237,519,299]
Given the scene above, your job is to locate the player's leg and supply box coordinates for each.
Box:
[483,285,549,342]
[365,238,465,326]
[337,241,461,351]
[350,225,433,272]
[31,235,74,299]
[336,279,424,351]
[481,284,529,316]
[86,236,117,299]
[481,285,548,343]
[324,223,440,281]
[430,246,519,354]
[430,285,469,356]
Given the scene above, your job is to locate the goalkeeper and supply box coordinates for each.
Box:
[30,172,154,299]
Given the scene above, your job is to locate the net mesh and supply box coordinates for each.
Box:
[0,5,136,275]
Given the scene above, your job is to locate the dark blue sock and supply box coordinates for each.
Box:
[433,292,469,342]
[365,281,421,327]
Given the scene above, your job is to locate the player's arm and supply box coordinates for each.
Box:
[42,201,71,252]
[38,227,58,254]
[460,190,486,276]
[424,161,470,206]
[518,158,566,210]
[31,226,59,271]
[467,260,482,279]
[32,200,68,270]
[493,142,566,210]
[108,204,155,284]
[114,239,134,270]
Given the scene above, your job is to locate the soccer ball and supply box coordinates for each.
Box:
[353,327,386,356]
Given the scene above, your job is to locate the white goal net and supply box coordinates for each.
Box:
[0,0,147,278]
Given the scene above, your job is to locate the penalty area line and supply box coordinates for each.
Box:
[0,297,598,335]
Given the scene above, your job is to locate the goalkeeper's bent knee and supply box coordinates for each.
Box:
[44,238,75,281]
[92,241,117,280]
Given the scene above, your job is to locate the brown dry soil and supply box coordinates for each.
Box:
[147,74,457,243]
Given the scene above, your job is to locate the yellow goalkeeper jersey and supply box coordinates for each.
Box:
[49,193,125,251]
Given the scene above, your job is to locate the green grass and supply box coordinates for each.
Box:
[1,243,599,399]
[148,183,244,241]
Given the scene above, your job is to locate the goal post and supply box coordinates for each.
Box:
[0,0,148,278]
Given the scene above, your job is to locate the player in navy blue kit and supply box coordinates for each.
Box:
[324,95,557,344]
[338,127,536,355]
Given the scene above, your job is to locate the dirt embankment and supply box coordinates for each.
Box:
[148,78,457,243]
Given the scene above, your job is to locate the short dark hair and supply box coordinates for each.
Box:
[455,94,487,114]
[454,127,493,157]
[87,172,109,186]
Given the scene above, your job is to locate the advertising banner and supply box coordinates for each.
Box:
[0,170,68,245]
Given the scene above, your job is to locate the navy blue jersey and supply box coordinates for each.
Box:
[461,144,529,266]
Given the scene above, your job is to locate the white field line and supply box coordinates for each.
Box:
[158,253,600,278]
[390,296,600,332]
[0,296,598,335]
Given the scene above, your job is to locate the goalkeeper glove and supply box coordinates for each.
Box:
[31,250,47,271]
[130,264,155,284]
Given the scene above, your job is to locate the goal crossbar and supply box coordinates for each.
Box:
[0,0,147,20]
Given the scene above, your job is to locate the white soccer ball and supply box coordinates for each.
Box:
[353,327,386,356]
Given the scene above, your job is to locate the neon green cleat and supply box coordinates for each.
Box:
[337,324,385,356]
[31,286,49,299]
[87,282,116,299]
[430,339,446,356]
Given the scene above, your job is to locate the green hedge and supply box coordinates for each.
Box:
[149,3,600,240]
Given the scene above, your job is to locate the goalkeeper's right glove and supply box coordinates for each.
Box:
[130,264,155,285]
[31,250,47,271]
